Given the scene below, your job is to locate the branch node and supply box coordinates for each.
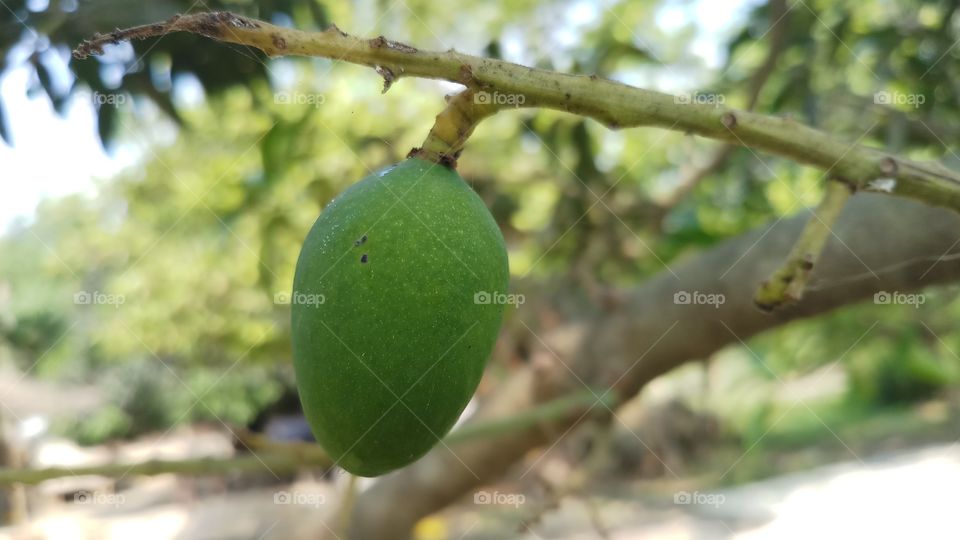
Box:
[370,35,417,53]
[458,64,476,86]
[721,112,737,129]
[880,157,898,175]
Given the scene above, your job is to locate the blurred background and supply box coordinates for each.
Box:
[1,0,960,538]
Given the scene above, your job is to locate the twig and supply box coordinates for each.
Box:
[444,389,613,444]
[754,180,855,311]
[0,453,330,486]
[0,390,609,485]
[72,11,960,211]
[660,145,736,208]
[660,0,789,209]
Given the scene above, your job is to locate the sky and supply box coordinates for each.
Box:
[0,61,136,232]
[0,0,757,233]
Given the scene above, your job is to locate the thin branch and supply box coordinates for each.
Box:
[0,453,329,486]
[744,0,790,112]
[754,180,856,311]
[660,0,788,209]
[445,389,613,444]
[72,11,960,211]
[0,390,606,485]
[660,144,735,208]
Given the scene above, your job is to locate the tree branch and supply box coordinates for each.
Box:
[0,453,328,486]
[754,179,856,310]
[73,11,960,211]
[660,0,789,210]
[0,391,608,486]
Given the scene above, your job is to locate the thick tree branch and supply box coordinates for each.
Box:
[73,11,960,211]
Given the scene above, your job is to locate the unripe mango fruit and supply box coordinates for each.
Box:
[291,158,509,477]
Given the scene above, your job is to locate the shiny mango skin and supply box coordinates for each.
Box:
[291,158,509,477]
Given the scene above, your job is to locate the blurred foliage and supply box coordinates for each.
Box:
[1,0,959,445]
[0,0,330,145]
[59,360,286,445]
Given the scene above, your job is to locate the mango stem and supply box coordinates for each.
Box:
[410,89,500,168]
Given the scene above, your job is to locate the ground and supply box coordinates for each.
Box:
[2,430,958,540]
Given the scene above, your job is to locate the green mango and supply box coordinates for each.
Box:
[291,158,509,477]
